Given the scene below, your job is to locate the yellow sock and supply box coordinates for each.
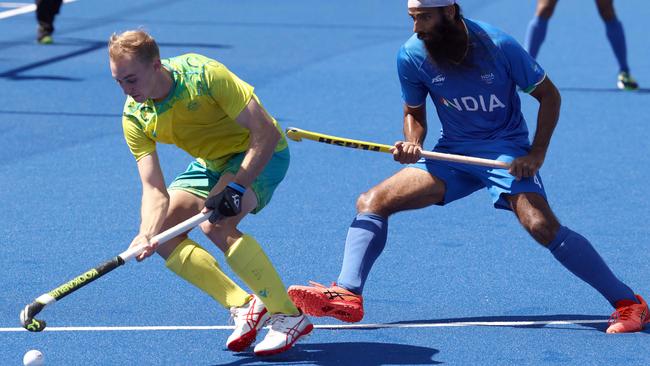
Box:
[165,238,250,308]
[226,234,299,315]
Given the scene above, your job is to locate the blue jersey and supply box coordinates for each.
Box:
[397,18,546,146]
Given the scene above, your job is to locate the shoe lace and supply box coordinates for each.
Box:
[269,314,288,327]
[268,313,301,334]
[228,307,240,326]
[610,304,643,324]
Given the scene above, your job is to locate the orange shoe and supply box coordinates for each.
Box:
[288,281,364,323]
[606,294,649,334]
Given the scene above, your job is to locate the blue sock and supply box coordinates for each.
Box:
[524,16,549,59]
[604,18,629,73]
[337,213,388,295]
[548,226,636,307]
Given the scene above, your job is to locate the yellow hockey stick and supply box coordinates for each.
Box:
[285,127,510,169]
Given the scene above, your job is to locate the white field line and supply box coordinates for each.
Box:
[0,2,33,8]
[0,319,609,332]
[0,0,77,20]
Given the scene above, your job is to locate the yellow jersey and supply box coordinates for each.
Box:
[121,53,287,171]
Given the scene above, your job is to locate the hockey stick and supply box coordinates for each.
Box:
[285,127,510,169]
[19,211,211,332]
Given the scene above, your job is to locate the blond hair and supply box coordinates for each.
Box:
[108,29,160,63]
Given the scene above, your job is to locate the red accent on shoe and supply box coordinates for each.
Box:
[253,312,313,356]
[226,296,270,352]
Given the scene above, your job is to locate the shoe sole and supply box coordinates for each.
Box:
[227,329,258,352]
[226,308,270,352]
[253,324,314,356]
[288,287,363,323]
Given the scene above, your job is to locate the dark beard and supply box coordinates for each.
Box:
[420,18,468,69]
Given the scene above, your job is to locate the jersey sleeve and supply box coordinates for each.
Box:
[500,34,546,93]
[122,114,156,161]
[397,46,429,107]
[204,61,255,120]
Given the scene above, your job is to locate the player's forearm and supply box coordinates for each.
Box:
[531,90,561,155]
[138,186,169,238]
[403,105,427,146]
[233,123,281,188]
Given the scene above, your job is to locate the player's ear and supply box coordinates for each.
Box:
[152,58,162,71]
[442,5,455,20]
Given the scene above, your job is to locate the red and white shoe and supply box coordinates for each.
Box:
[226,295,270,352]
[606,294,649,334]
[253,311,313,356]
[288,281,364,323]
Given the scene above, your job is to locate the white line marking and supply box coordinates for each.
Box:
[0,0,76,20]
[0,319,609,332]
[0,2,33,8]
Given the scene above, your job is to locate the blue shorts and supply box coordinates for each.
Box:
[409,140,547,210]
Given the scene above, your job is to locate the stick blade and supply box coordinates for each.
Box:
[20,304,46,332]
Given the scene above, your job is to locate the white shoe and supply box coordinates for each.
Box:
[253,311,313,356]
[226,295,270,352]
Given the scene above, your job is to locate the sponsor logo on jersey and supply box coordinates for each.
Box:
[432,74,446,85]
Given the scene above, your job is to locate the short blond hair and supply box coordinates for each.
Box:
[108,29,160,63]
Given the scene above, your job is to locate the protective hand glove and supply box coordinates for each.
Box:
[204,182,246,223]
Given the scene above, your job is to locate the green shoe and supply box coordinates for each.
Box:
[38,35,53,45]
[617,71,639,90]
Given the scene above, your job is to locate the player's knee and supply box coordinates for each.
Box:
[598,8,616,21]
[356,189,388,214]
[199,220,223,238]
[525,217,558,245]
[155,234,188,260]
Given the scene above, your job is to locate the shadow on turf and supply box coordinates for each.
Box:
[214,342,441,365]
[0,39,231,81]
[391,314,610,332]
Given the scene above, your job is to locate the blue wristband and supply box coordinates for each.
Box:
[227,182,246,194]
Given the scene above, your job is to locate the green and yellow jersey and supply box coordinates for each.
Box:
[121,53,287,171]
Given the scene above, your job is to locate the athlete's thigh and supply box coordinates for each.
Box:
[163,189,206,230]
[155,189,206,259]
[360,167,446,214]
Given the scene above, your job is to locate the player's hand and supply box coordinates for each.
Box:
[204,182,246,223]
[390,141,422,164]
[509,149,546,180]
[129,233,158,262]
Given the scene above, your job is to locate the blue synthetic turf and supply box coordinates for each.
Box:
[1,1,648,365]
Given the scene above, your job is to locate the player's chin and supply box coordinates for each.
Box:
[131,94,146,102]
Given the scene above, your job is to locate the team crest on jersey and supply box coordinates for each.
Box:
[187,100,200,111]
[139,105,155,122]
[441,94,506,112]
[431,74,446,86]
[481,72,495,84]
